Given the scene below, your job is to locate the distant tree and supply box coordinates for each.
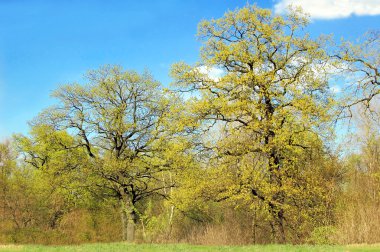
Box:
[335,114,380,243]
[334,30,380,118]
[0,140,14,225]
[171,5,340,243]
[14,124,94,229]
[0,140,47,242]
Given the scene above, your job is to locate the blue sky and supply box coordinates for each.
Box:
[0,0,379,140]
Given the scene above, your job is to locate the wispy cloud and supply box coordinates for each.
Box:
[196,66,224,82]
[274,0,380,20]
[330,85,342,94]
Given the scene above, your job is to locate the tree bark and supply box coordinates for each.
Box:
[120,192,137,242]
[277,208,286,243]
[126,209,137,242]
[263,93,286,243]
[120,200,127,241]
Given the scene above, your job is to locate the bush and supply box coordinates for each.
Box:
[308,226,336,245]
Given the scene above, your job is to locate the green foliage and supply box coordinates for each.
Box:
[308,226,337,245]
[171,5,340,243]
[16,65,194,242]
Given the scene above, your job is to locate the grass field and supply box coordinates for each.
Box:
[1,243,380,252]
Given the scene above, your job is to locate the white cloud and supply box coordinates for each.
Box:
[179,66,224,101]
[274,0,380,19]
[196,66,224,82]
[330,85,342,93]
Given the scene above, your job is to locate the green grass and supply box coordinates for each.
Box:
[1,243,380,252]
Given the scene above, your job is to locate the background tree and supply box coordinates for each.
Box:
[0,139,56,243]
[333,106,380,244]
[334,30,380,118]
[0,135,122,244]
[0,140,15,237]
[14,124,94,230]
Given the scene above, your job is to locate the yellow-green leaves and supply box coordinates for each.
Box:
[171,5,338,243]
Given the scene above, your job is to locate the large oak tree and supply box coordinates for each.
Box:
[171,6,339,243]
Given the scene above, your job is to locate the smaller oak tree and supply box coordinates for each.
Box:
[35,65,189,241]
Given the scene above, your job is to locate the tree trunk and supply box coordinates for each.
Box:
[120,193,137,242]
[120,200,127,241]
[126,209,137,242]
[277,208,286,243]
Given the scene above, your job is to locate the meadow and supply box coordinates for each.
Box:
[1,243,380,252]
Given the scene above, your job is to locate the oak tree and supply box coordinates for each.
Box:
[171,5,338,243]
[35,65,189,242]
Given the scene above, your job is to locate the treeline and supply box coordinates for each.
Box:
[0,5,379,245]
